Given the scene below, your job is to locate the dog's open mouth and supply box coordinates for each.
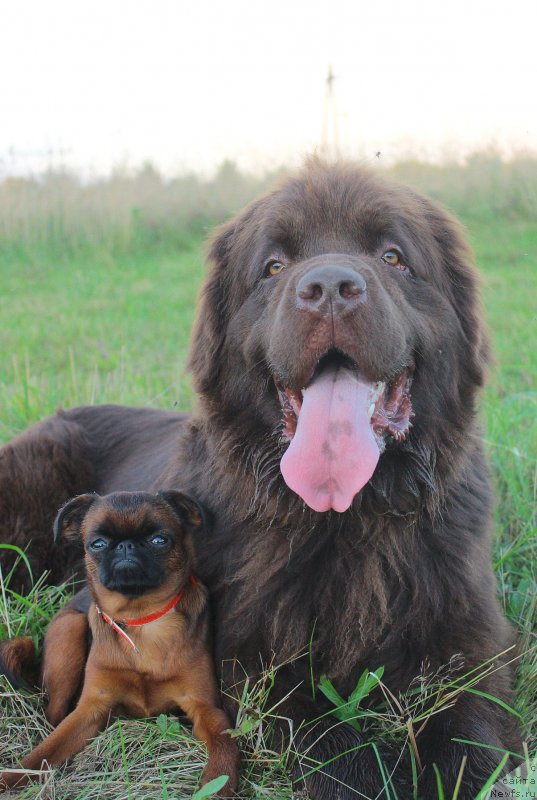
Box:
[274,352,414,513]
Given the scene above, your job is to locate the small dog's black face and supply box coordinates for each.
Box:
[54,491,203,599]
[84,500,178,597]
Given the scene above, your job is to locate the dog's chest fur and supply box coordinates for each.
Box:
[88,609,199,697]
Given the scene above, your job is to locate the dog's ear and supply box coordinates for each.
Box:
[188,198,265,396]
[157,490,205,533]
[423,197,490,388]
[53,494,98,542]
[188,220,236,396]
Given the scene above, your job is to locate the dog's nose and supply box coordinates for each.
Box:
[296,265,366,312]
[115,540,136,556]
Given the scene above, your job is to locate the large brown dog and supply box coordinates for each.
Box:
[0,161,520,798]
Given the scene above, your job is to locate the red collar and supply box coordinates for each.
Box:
[96,575,197,652]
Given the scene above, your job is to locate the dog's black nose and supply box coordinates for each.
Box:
[115,540,136,556]
[296,265,366,312]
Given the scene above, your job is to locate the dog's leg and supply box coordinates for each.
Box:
[0,695,110,790]
[271,663,519,800]
[417,687,521,799]
[176,666,240,797]
[289,703,400,799]
[187,702,240,797]
[41,607,89,726]
[0,657,118,790]
[0,414,96,591]
[251,668,406,800]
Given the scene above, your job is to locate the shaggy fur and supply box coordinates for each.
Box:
[0,161,520,798]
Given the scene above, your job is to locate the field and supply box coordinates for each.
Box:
[0,158,536,799]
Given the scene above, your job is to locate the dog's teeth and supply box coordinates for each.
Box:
[370,382,385,403]
[368,403,375,419]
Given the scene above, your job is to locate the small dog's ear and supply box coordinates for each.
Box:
[53,494,98,542]
[157,491,205,532]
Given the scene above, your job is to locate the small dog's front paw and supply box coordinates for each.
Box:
[200,733,240,796]
[0,770,31,791]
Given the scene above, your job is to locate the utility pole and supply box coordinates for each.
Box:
[321,66,340,161]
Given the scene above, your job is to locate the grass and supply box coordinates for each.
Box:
[0,241,203,440]
[0,161,536,798]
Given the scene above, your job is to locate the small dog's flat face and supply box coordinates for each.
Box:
[82,493,192,597]
[54,491,202,598]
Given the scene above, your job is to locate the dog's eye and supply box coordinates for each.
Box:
[149,534,168,546]
[381,249,408,272]
[265,259,286,277]
[89,538,108,551]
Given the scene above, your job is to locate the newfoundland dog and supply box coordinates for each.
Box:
[0,161,520,798]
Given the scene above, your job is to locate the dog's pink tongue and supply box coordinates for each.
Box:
[280,367,380,512]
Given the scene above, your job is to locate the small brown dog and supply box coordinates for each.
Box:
[0,490,239,796]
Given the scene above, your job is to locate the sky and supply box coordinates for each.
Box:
[0,0,536,177]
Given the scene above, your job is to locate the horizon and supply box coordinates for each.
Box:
[2,145,536,187]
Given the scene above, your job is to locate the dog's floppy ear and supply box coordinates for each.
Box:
[188,198,264,396]
[188,220,236,396]
[157,490,205,533]
[424,198,490,388]
[53,494,98,542]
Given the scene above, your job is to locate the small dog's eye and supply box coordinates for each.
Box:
[381,249,408,272]
[265,259,286,277]
[149,534,168,546]
[89,538,108,551]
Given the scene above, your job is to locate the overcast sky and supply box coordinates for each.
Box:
[1,0,535,176]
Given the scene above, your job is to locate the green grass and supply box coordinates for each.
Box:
[0,201,536,798]
[0,239,204,439]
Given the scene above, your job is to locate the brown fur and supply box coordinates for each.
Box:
[0,492,239,797]
[0,637,37,688]
[0,161,520,798]
[41,603,89,726]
